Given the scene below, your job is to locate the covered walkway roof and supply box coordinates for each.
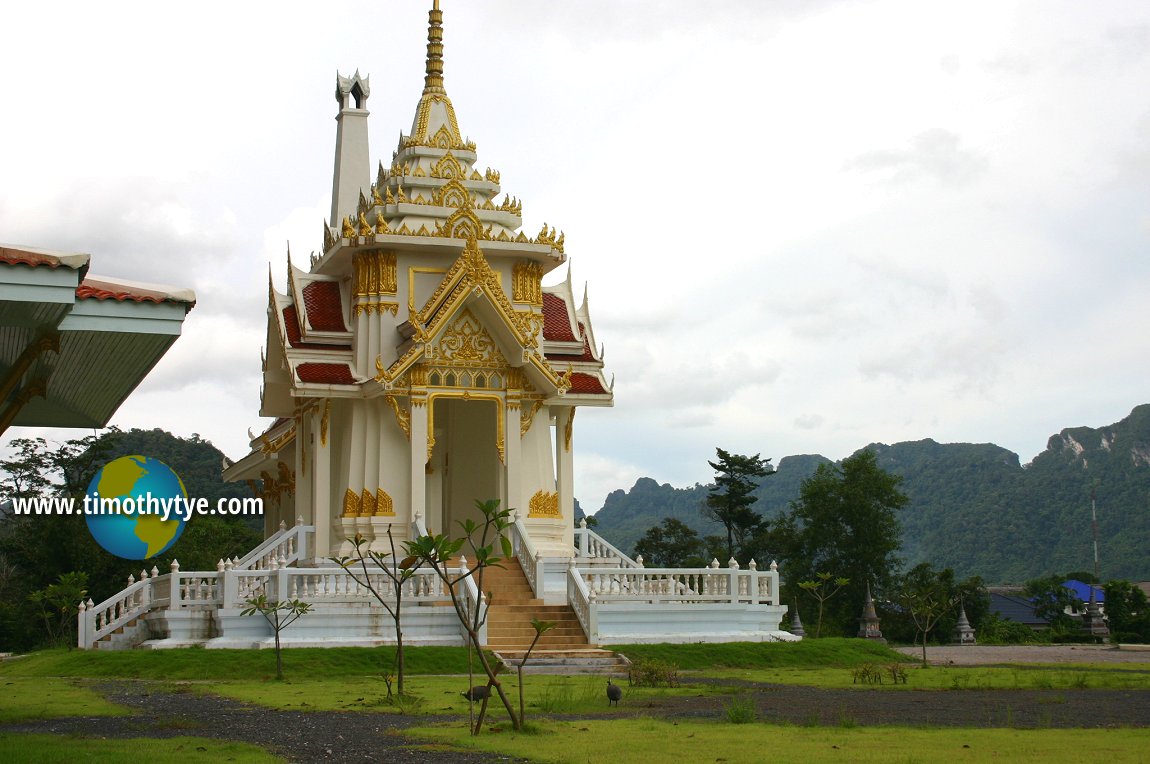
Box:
[0,244,195,434]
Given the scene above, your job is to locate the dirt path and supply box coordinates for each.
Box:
[895,643,1150,666]
[0,681,522,763]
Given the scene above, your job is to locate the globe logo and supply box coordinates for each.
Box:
[85,455,188,560]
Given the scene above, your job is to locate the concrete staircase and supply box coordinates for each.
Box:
[482,562,590,650]
[482,562,628,675]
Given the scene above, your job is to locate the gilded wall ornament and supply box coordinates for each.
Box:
[375,489,395,516]
[528,490,561,519]
[385,394,411,439]
[512,261,544,305]
[320,399,330,447]
[520,398,543,437]
[343,488,360,518]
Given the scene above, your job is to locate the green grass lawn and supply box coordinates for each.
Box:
[0,734,282,763]
[0,645,489,680]
[0,678,130,723]
[409,718,1150,764]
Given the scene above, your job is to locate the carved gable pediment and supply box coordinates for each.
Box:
[426,308,506,368]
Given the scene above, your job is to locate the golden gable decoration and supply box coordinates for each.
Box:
[426,308,505,367]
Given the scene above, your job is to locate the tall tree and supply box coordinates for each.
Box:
[777,449,906,636]
[702,449,773,561]
[633,518,707,567]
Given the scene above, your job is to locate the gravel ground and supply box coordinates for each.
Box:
[1,681,523,764]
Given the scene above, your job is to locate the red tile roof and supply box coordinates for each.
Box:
[0,248,69,268]
[282,305,346,351]
[76,280,174,304]
[302,281,347,332]
[542,293,576,342]
[297,363,356,385]
[568,372,607,395]
[546,323,597,362]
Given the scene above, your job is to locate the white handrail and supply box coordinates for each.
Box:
[234,519,314,570]
[574,523,641,567]
[509,514,544,597]
[457,556,488,645]
[566,561,597,643]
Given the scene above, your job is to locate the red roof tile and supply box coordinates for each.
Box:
[282,305,346,351]
[546,322,596,362]
[542,293,576,342]
[76,280,172,304]
[0,247,70,269]
[568,372,607,395]
[302,281,347,332]
[297,363,356,385]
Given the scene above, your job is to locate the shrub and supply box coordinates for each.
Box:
[627,658,680,687]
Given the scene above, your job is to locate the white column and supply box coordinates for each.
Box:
[312,403,332,560]
[409,397,429,532]
[556,406,574,521]
[504,400,521,515]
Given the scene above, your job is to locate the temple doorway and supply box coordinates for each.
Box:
[426,396,503,536]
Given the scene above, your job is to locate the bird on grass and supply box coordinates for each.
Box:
[462,685,491,702]
[606,679,622,707]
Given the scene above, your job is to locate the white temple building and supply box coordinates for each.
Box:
[223,0,611,561]
[79,2,791,653]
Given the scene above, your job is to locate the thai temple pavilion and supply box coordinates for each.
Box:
[224,1,613,560]
[79,2,789,651]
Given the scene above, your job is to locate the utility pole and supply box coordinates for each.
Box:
[1083,487,1109,642]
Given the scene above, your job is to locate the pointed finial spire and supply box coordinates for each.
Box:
[424,1,445,95]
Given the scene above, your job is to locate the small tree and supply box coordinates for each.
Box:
[332,527,419,694]
[27,571,88,648]
[241,594,312,680]
[703,449,772,561]
[1023,575,1082,632]
[798,572,849,638]
[517,618,556,724]
[1103,580,1150,644]
[898,563,959,665]
[405,498,521,734]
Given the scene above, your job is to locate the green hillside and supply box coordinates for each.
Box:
[589,405,1150,582]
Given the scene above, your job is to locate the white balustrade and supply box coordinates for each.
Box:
[573,525,641,567]
[578,565,779,606]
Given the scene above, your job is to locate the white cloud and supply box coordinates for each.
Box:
[2,0,1149,510]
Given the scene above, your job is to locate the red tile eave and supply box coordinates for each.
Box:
[568,372,608,395]
[302,280,347,332]
[282,305,346,351]
[75,283,168,304]
[0,251,66,269]
[296,362,356,385]
[546,323,596,362]
[542,293,577,342]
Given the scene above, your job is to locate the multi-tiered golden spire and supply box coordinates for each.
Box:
[424,0,445,95]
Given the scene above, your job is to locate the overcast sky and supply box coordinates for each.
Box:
[3,1,1148,512]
